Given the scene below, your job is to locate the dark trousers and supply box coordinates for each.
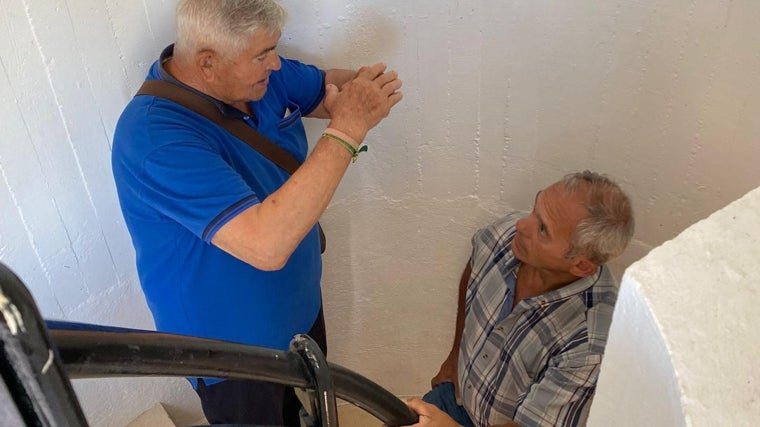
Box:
[422,382,475,427]
[195,307,327,426]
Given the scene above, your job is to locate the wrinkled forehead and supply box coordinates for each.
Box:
[536,183,589,233]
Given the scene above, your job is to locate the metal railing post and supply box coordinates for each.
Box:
[290,334,339,427]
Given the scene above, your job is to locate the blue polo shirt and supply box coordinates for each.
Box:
[112,45,326,354]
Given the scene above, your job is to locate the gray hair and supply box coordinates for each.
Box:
[175,0,287,59]
[562,170,635,264]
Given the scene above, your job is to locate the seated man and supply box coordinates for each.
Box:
[406,170,634,427]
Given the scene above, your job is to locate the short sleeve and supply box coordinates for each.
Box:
[512,348,601,427]
[470,212,524,273]
[137,139,259,242]
[277,57,326,116]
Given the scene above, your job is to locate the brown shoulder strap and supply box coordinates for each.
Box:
[135,79,326,253]
[136,79,302,175]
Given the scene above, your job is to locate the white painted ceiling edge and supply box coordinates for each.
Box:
[588,186,760,426]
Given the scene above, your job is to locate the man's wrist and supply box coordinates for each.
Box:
[322,127,368,163]
[323,127,359,149]
[326,120,366,144]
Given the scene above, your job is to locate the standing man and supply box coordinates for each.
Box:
[111,0,402,425]
[405,171,634,427]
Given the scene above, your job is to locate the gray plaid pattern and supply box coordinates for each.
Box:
[458,213,618,427]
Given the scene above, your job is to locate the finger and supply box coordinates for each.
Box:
[382,78,403,96]
[405,397,429,415]
[431,373,443,388]
[374,69,399,86]
[325,83,339,96]
[357,62,387,79]
[387,90,403,107]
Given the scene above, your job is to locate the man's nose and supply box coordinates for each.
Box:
[516,217,529,233]
[267,51,281,71]
[516,217,535,239]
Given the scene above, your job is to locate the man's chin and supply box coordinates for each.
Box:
[249,91,267,102]
[250,84,268,101]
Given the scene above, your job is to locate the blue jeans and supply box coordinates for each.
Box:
[422,382,475,427]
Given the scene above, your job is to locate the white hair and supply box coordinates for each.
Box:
[562,170,635,264]
[175,0,287,59]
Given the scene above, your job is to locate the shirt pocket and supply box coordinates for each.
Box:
[278,101,302,129]
[275,101,308,162]
[551,344,602,368]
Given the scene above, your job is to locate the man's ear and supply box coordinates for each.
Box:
[569,257,598,278]
[195,49,217,81]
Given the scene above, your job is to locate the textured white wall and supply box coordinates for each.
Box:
[0,1,200,425]
[1,0,759,425]
[588,186,760,426]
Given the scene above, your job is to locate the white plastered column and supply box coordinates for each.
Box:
[588,187,760,426]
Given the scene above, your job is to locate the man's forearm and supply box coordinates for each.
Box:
[451,261,472,352]
[431,261,472,388]
[325,68,357,88]
[308,68,358,118]
[212,64,402,270]
[211,132,354,270]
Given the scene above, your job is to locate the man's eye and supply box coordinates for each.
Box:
[255,50,271,62]
[539,223,547,234]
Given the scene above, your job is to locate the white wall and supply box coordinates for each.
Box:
[1,0,759,425]
[588,186,760,426]
[0,0,200,425]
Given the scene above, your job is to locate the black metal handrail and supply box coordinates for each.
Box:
[47,322,416,426]
[1,261,418,427]
[1,263,89,427]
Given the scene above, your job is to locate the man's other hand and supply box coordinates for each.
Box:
[401,397,462,427]
[323,62,403,143]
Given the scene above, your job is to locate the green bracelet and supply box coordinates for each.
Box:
[322,132,368,163]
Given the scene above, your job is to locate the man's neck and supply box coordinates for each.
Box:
[513,264,579,308]
[164,57,199,89]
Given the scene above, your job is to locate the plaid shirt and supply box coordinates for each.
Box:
[458,213,618,427]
